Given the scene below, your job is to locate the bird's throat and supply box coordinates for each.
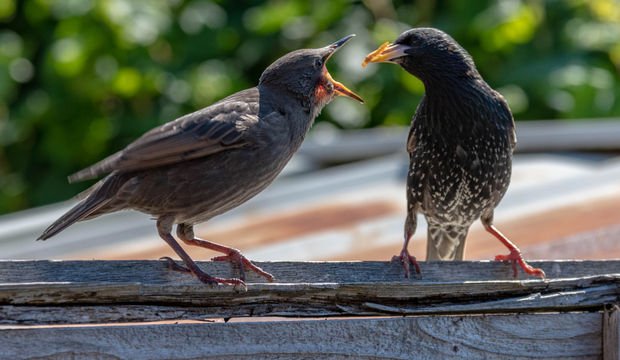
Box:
[312,79,334,114]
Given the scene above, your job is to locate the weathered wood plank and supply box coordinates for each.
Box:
[362,283,619,314]
[0,313,603,360]
[0,260,618,324]
[604,305,620,360]
[1,283,616,325]
[3,274,618,306]
[2,259,619,284]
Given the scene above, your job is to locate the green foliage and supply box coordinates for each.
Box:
[1,0,619,214]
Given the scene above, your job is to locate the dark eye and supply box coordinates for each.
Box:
[315,58,323,68]
[325,81,334,92]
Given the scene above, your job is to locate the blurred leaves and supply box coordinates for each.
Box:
[0,0,619,214]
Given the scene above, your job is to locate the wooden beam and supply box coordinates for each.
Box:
[604,304,620,360]
[0,313,603,359]
[0,260,618,325]
[2,259,618,283]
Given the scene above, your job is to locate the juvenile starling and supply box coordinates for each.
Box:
[363,28,544,278]
[39,35,363,287]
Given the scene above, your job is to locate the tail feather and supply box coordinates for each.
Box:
[37,196,109,241]
[38,174,128,240]
[426,224,469,261]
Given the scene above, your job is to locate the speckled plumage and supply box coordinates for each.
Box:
[406,73,515,261]
[365,28,544,278]
[39,35,363,286]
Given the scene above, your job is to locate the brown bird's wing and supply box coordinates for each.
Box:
[69,88,260,183]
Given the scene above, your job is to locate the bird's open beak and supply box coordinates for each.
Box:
[362,42,411,67]
[324,71,364,103]
[323,34,364,103]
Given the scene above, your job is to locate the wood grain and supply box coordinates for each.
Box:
[0,313,603,360]
[0,260,618,325]
[604,305,620,360]
[0,261,620,324]
[0,260,617,359]
[2,259,619,283]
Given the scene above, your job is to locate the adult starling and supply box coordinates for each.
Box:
[363,28,544,278]
[39,35,363,287]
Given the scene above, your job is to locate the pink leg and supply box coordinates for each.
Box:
[178,225,274,282]
[484,224,545,279]
[392,231,421,278]
[157,218,246,288]
[159,256,245,287]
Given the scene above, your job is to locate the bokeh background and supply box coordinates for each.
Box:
[1,0,619,215]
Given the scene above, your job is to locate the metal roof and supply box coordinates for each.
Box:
[1,120,619,262]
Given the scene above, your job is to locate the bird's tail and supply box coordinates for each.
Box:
[426,223,469,261]
[38,174,127,240]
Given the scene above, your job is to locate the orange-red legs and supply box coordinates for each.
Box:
[484,223,545,279]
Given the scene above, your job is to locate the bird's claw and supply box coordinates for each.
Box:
[494,251,546,279]
[212,249,275,282]
[160,256,191,273]
[392,249,421,278]
[159,256,248,290]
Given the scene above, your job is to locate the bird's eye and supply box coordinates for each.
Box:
[315,58,323,68]
[325,81,334,92]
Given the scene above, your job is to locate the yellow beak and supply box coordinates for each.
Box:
[362,42,411,68]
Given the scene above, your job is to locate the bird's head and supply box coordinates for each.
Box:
[259,35,363,113]
[362,28,478,83]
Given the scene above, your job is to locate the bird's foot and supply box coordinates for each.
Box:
[391,248,421,278]
[160,256,247,289]
[494,251,546,279]
[160,256,191,273]
[212,249,275,282]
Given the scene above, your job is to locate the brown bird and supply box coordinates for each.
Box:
[363,28,544,279]
[39,35,363,287]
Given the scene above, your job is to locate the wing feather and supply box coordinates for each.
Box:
[69,89,260,183]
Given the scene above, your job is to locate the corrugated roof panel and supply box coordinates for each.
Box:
[1,153,619,263]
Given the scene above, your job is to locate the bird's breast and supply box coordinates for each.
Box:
[409,127,512,224]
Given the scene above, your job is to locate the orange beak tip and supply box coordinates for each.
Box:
[362,41,391,67]
[325,71,364,104]
[335,87,364,103]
